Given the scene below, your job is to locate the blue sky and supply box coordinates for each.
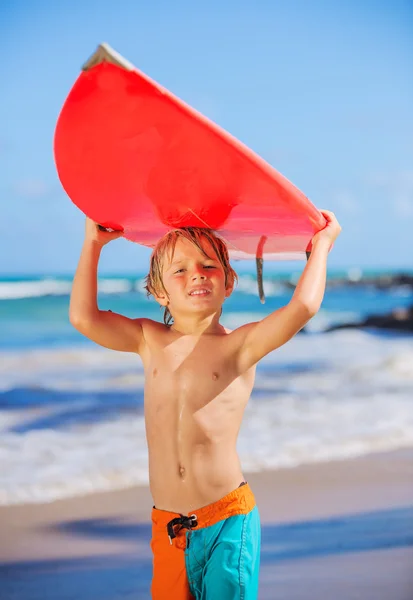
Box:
[1,0,412,274]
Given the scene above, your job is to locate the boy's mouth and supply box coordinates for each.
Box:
[188,287,211,297]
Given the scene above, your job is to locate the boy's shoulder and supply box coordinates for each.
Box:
[138,319,259,372]
[138,317,166,337]
[136,317,235,335]
[140,318,255,346]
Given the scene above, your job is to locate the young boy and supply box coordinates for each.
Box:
[69,211,341,599]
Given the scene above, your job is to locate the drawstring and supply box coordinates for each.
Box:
[167,514,198,545]
[256,235,267,304]
[164,482,246,546]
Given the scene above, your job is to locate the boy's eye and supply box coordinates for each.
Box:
[174,265,215,274]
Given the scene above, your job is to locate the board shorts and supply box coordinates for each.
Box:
[150,481,261,599]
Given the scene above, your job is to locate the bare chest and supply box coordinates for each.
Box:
[142,338,255,441]
[145,343,248,404]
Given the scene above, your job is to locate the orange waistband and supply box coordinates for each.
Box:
[151,482,256,530]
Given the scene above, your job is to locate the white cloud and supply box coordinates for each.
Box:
[333,191,360,215]
[394,194,413,217]
[366,170,413,218]
[14,179,51,198]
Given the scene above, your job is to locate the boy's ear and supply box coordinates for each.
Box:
[153,288,169,307]
[224,282,234,298]
[154,293,168,307]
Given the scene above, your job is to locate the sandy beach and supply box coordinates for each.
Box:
[1,448,412,599]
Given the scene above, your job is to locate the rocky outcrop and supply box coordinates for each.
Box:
[284,271,413,291]
[326,304,413,333]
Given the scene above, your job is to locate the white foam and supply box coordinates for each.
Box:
[1,330,413,505]
[0,279,72,299]
[0,277,133,300]
[0,346,144,392]
[97,279,132,294]
[235,275,286,297]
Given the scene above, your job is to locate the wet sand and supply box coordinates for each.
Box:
[1,449,412,599]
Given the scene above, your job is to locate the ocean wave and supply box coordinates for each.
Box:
[0,275,291,301]
[0,279,73,299]
[235,275,287,297]
[0,390,412,505]
[0,346,143,393]
[0,330,412,505]
[0,278,134,300]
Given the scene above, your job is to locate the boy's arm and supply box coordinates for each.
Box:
[69,219,145,354]
[236,221,337,373]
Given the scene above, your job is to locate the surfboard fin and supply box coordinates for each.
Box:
[256,235,267,304]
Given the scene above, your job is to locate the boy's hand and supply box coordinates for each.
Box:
[84,217,124,247]
[311,209,341,250]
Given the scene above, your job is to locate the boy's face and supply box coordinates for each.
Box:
[157,237,233,317]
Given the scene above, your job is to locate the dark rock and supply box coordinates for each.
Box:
[287,272,413,291]
[326,304,413,333]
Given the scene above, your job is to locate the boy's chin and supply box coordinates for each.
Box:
[186,302,222,314]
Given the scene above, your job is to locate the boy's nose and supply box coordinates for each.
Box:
[191,267,206,279]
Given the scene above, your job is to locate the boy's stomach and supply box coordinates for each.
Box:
[148,442,245,514]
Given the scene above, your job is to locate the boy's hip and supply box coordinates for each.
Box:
[150,482,261,599]
[151,480,257,547]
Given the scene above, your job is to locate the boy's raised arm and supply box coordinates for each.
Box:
[69,218,145,354]
[235,210,341,372]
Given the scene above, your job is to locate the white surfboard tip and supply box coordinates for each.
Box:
[82,42,135,72]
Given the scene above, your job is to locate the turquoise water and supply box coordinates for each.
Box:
[1,269,412,349]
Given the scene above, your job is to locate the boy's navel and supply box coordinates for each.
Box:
[212,372,219,380]
[152,368,158,377]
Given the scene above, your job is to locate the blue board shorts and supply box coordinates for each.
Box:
[150,481,261,599]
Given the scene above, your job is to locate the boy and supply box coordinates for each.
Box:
[70,211,341,599]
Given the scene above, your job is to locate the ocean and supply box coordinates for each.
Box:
[1,269,412,505]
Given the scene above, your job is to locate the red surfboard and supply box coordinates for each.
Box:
[54,43,326,299]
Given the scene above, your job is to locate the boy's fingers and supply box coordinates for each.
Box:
[97,225,124,235]
[319,210,336,223]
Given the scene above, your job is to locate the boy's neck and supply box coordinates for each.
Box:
[169,315,225,336]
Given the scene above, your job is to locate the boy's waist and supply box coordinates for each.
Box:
[148,445,244,504]
[151,480,256,530]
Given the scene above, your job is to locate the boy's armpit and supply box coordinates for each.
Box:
[234,301,314,373]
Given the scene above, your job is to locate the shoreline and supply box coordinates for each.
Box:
[1,448,412,562]
[1,448,412,599]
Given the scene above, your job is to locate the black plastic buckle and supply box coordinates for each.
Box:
[167,514,198,545]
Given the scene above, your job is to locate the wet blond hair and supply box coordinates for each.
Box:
[144,227,238,326]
